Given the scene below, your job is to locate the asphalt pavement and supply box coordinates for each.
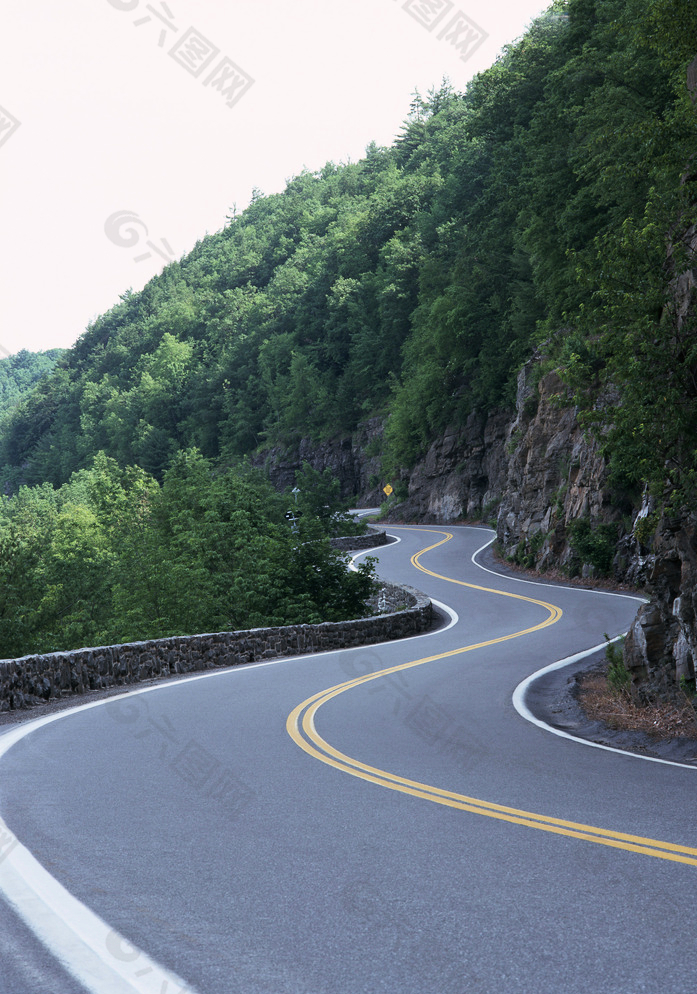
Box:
[0,525,695,994]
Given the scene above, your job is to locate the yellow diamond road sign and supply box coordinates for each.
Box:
[383,484,393,496]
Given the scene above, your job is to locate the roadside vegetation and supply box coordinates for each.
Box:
[0,0,694,660]
[0,454,375,658]
[575,635,697,741]
[578,670,697,741]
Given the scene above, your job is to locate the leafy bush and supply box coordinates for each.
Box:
[512,530,545,570]
[567,519,618,576]
[634,511,659,547]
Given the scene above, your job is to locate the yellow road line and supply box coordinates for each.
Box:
[408,528,564,623]
[286,528,697,866]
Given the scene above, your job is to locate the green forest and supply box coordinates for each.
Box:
[0,349,64,421]
[0,0,694,657]
[0,456,375,658]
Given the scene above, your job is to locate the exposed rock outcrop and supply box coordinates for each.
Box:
[256,385,677,694]
[621,68,697,696]
[622,126,697,695]
[389,361,619,578]
[264,363,624,572]
[390,410,510,522]
[624,514,697,696]
[496,365,615,572]
[254,417,384,505]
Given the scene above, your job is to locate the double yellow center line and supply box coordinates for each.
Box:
[287,529,697,866]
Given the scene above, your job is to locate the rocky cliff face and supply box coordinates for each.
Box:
[496,366,616,573]
[389,410,510,522]
[394,354,697,700]
[390,361,621,576]
[254,418,385,505]
[265,360,625,569]
[623,514,697,697]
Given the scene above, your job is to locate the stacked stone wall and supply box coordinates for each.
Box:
[0,584,431,711]
[330,530,388,551]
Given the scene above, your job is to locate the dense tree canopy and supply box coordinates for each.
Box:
[0,453,375,658]
[0,350,64,424]
[0,0,694,507]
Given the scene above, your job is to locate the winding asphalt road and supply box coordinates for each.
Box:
[1,525,696,994]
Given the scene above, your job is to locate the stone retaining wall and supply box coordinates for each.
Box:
[0,584,431,711]
[330,529,389,551]
[366,582,418,615]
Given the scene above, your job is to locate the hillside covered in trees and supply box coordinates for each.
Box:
[1,0,693,511]
[0,349,64,424]
[0,0,695,666]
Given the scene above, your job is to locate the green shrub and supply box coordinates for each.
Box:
[513,530,545,570]
[506,427,525,455]
[634,511,659,547]
[567,519,617,576]
[605,635,631,693]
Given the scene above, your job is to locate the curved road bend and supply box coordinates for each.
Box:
[0,525,695,994]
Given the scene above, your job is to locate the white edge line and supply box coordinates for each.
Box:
[348,532,402,563]
[512,640,697,770]
[470,529,647,604]
[467,529,697,768]
[0,700,201,991]
[0,849,196,994]
[0,530,459,991]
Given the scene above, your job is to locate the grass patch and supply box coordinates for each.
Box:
[604,635,631,692]
[579,674,697,739]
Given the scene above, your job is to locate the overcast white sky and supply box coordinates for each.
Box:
[0,0,551,357]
